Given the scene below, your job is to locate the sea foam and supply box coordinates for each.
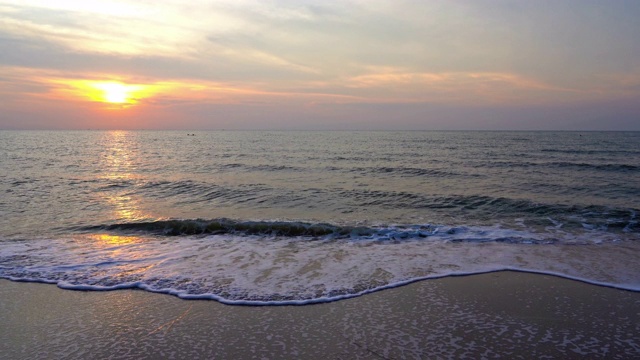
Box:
[1,222,638,305]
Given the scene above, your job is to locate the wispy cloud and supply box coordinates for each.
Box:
[0,2,197,57]
[339,68,591,105]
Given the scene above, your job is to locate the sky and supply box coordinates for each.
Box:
[0,0,639,130]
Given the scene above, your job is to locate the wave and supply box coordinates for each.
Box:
[540,148,640,156]
[219,163,301,172]
[214,163,474,178]
[349,166,480,178]
[80,219,353,237]
[487,161,639,172]
[73,213,636,242]
[136,180,637,220]
[550,162,638,172]
[2,225,639,305]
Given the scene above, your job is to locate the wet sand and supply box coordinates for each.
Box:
[1,271,639,359]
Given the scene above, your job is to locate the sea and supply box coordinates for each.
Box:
[0,130,638,305]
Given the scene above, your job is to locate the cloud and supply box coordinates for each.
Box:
[0,2,197,57]
[339,68,585,105]
[1,1,640,130]
[0,66,364,114]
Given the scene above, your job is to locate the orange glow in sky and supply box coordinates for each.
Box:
[74,80,150,107]
[44,76,244,111]
[45,78,158,108]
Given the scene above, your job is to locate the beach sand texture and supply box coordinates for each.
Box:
[2,271,639,359]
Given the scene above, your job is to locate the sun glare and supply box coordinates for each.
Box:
[98,83,130,103]
[93,82,141,104]
[53,79,151,108]
[52,77,211,109]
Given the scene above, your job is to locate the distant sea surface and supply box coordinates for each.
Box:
[1,130,638,304]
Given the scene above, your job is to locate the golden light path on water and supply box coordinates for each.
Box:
[100,131,150,225]
[88,234,143,246]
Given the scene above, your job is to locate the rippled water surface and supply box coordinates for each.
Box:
[1,130,638,303]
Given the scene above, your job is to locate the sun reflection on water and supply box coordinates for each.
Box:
[84,234,156,276]
[89,233,142,246]
[102,130,136,179]
[100,131,150,222]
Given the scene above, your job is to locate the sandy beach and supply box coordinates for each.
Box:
[1,271,638,359]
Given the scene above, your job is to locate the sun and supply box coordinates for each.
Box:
[93,82,139,104]
[52,78,179,109]
[100,83,129,103]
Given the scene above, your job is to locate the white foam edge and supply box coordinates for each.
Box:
[2,266,638,307]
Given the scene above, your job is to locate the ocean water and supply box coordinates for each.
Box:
[0,130,638,304]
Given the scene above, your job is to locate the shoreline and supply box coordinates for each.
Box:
[2,271,639,359]
[3,266,640,306]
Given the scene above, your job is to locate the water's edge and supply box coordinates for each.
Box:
[2,267,637,307]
